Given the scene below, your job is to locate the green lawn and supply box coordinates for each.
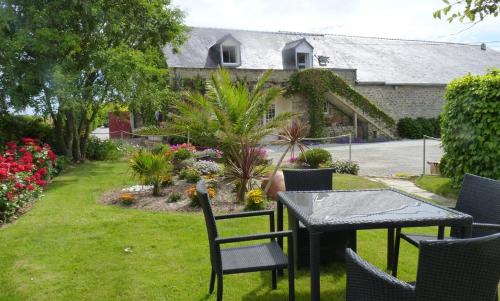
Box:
[414,175,459,199]
[0,161,436,300]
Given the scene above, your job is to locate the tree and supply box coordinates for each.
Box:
[434,0,499,23]
[0,0,186,161]
[169,68,295,151]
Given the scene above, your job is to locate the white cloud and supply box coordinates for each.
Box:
[172,0,500,50]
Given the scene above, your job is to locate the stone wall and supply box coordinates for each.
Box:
[353,84,446,120]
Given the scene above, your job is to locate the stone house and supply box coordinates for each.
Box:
[163,27,500,140]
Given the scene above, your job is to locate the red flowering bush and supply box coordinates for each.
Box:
[0,138,57,223]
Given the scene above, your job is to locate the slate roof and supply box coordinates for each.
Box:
[163,27,500,85]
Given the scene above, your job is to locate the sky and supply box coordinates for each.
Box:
[171,0,500,50]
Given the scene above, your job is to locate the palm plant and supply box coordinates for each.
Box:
[263,120,309,194]
[129,150,172,196]
[168,68,295,148]
[224,140,269,203]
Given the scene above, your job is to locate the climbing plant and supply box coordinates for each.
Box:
[286,69,395,137]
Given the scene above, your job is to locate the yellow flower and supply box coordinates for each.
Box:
[246,189,264,205]
[120,193,135,202]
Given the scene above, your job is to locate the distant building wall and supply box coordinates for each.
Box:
[353,84,446,120]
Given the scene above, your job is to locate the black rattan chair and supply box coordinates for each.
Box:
[196,180,295,301]
[346,233,500,301]
[393,173,500,277]
[283,168,356,266]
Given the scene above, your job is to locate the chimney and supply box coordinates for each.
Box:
[481,43,486,50]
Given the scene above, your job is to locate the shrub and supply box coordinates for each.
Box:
[0,138,57,223]
[245,188,266,211]
[129,150,172,196]
[54,156,72,175]
[151,143,170,155]
[86,137,121,161]
[180,168,201,183]
[167,192,182,203]
[173,148,193,161]
[441,69,500,186]
[298,148,332,168]
[195,148,223,160]
[397,117,440,139]
[327,160,360,175]
[193,160,220,175]
[0,115,53,146]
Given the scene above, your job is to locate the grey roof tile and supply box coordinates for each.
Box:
[163,27,500,84]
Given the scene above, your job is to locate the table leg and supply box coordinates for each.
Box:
[438,226,445,239]
[277,201,283,250]
[387,227,395,270]
[310,232,321,301]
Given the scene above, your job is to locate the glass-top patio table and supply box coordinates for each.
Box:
[276,189,473,301]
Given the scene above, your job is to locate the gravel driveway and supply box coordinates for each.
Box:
[265,139,443,177]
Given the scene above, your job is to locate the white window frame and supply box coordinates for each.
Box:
[220,45,240,66]
[264,104,276,124]
[296,52,309,69]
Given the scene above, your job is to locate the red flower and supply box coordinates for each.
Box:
[6,141,17,150]
[37,158,45,164]
[14,182,25,190]
[6,191,14,201]
[36,179,47,187]
[47,150,57,163]
[27,184,35,191]
[22,137,36,145]
[38,167,47,176]
[0,168,7,179]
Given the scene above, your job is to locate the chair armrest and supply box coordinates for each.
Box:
[215,231,292,245]
[345,249,416,301]
[215,209,274,220]
[473,222,500,231]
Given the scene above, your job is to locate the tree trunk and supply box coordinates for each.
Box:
[237,179,248,203]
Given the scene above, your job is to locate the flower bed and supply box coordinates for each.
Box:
[0,138,57,224]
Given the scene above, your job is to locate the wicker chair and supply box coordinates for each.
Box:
[196,180,295,301]
[283,168,356,267]
[393,173,500,277]
[346,233,500,301]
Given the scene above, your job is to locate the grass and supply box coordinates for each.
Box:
[0,161,437,300]
[414,175,459,199]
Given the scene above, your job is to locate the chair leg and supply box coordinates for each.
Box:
[392,228,402,277]
[209,269,215,294]
[272,269,277,289]
[217,274,223,301]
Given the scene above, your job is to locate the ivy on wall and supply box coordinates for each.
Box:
[286,69,395,137]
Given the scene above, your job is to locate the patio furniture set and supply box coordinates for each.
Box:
[196,172,500,301]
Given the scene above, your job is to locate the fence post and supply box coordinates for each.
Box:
[422,136,426,176]
[348,133,352,161]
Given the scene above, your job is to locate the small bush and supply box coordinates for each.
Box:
[86,137,121,160]
[245,188,266,211]
[193,160,220,175]
[0,115,53,146]
[173,148,193,161]
[180,168,201,183]
[298,148,332,168]
[397,117,440,139]
[327,160,359,175]
[54,156,72,175]
[151,143,170,155]
[167,192,182,203]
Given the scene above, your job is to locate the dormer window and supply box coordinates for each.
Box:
[222,46,237,64]
[282,38,314,70]
[211,34,242,67]
[297,53,309,69]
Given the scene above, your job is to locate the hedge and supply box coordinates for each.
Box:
[397,117,440,139]
[441,69,500,186]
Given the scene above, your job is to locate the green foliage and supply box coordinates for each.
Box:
[180,168,201,184]
[434,0,499,23]
[54,156,72,175]
[0,0,186,161]
[167,192,182,203]
[86,137,122,161]
[397,117,441,139]
[129,150,172,196]
[441,69,500,186]
[173,148,193,161]
[298,148,333,168]
[415,175,459,199]
[327,160,360,175]
[287,69,395,137]
[168,68,295,152]
[151,143,171,155]
[0,115,53,146]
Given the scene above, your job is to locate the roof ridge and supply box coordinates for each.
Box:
[189,26,479,47]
